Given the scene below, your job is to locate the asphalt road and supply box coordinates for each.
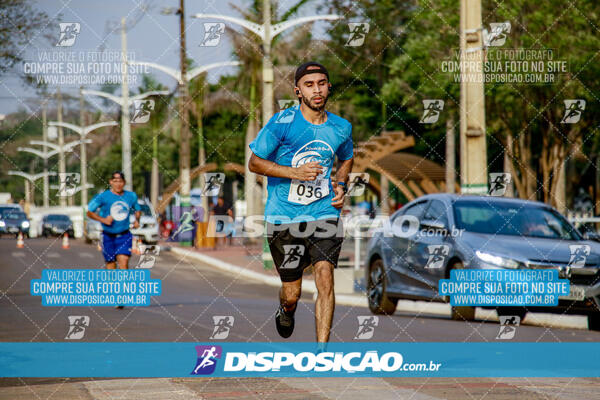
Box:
[1,237,599,399]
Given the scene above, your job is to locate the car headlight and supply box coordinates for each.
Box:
[475,250,521,269]
[0,221,5,227]
[21,221,30,228]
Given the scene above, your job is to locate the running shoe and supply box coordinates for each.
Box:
[275,304,295,338]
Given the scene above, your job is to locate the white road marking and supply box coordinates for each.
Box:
[11,252,25,257]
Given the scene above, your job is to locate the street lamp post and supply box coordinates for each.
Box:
[56,88,66,207]
[18,138,89,207]
[193,12,340,123]
[41,101,49,207]
[192,10,340,215]
[82,89,169,192]
[7,171,57,210]
[459,0,488,194]
[48,120,118,207]
[158,0,197,245]
[129,59,241,219]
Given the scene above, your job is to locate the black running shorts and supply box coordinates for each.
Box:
[266,218,344,282]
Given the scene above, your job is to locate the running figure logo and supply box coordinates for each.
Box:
[200,23,225,47]
[496,315,520,340]
[568,245,590,268]
[425,245,449,269]
[56,23,81,47]
[280,245,306,269]
[276,100,299,123]
[131,100,155,124]
[209,316,234,339]
[347,173,370,197]
[420,100,444,124]
[488,173,512,196]
[345,23,370,47]
[57,172,80,197]
[65,316,90,340]
[191,345,222,375]
[202,173,225,196]
[484,22,511,47]
[171,211,196,240]
[275,105,297,124]
[354,316,379,339]
[561,100,586,124]
[278,99,299,110]
[136,245,160,269]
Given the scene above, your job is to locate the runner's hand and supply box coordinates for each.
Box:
[133,220,140,229]
[103,216,113,225]
[331,181,345,208]
[293,162,323,181]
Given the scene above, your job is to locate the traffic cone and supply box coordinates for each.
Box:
[62,232,70,249]
[16,232,24,248]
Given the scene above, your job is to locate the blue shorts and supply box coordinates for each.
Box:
[101,231,132,262]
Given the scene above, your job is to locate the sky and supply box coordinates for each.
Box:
[1,0,332,115]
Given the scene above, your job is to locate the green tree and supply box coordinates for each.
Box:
[382,0,600,208]
[0,0,51,75]
[320,0,415,142]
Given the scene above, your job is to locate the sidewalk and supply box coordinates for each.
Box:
[166,240,589,330]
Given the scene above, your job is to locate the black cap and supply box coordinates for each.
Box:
[111,170,125,181]
[294,61,329,86]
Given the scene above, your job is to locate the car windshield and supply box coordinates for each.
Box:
[47,215,70,221]
[3,211,25,220]
[453,200,581,240]
[139,204,152,217]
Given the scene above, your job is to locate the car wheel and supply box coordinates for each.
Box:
[497,306,527,321]
[588,313,600,331]
[448,260,476,321]
[367,258,398,315]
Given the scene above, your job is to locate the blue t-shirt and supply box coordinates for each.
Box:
[87,190,141,234]
[249,105,353,223]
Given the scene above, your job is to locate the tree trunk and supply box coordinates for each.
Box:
[503,133,514,197]
[245,73,259,218]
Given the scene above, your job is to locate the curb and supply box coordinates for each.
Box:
[170,247,589,330]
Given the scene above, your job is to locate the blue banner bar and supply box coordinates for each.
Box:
[1,342,599,377]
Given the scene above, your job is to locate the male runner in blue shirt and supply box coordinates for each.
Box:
[87,171,141,308]
[249,61,353,348]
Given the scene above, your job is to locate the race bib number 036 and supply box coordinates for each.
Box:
[288,179,329,205]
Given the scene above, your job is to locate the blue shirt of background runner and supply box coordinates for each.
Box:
[249,105,353,223]
[87,190,140,234]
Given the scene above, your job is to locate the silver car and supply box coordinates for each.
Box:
[365,194,600,330]
[84,218,103,243]
[130,202,159,244]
